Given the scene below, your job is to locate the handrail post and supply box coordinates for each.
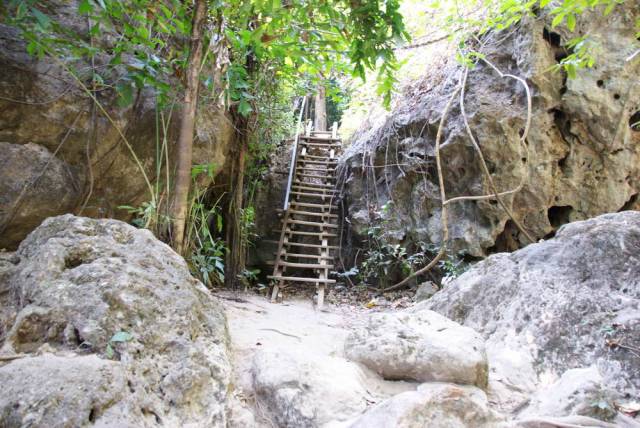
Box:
[283,96,307,211]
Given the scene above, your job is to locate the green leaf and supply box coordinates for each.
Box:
[238,99,253,116]
[566,14,576,31]
[110,331,133,343]
[551,13,564,28]
[539,0,552,7]
[105,343,114,359]
[116,82,134,107]
[603,2,616,16]
[79,0,93,14]
[30,8,51,29]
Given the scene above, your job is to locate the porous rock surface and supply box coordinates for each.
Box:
[251,348,371,427]
[0,215,231,427]
[344,309,488,387]
[0,1,233,249]
[341,5,640,256]
[422,211,640,414]
[348,383,504,428]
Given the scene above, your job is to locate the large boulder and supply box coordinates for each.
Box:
[0,215,231,427]
[340,4,640,257]
[251,348,371,427]
[344,310,488,387]
[349,383,504,428]
[421,211,640,415]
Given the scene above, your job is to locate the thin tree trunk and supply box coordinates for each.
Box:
[171,0,208,254]
[224,127,248,288]
[314,81,327,132]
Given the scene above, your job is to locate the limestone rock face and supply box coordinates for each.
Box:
[251,348,370,427]
[340,5,640,257]
[0,2,233,249]
[518,367,617,421]
[0,142,82,249]
[349,383,504,428]
[0,354,130,428]
[344,310,488,387]
[0,215,231,427]
[421,211,640,412]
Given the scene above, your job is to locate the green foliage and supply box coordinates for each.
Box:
[185,165,228,288]
[105,330,133,359]
[424,0,636,77]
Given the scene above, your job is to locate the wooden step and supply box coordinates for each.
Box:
[292,185,336,193]
[268,275,336,284]
[298,159,338,165]
[285,219,338,228]
[279,208,338,218]
[277,253,334,260]
[278,261,335,269]
[300,137,341,143]
[292,181,334,189]
[289,201,338,210]
[299,142,341,148]
[272,229,338,238]
[295,172,335,180]
[291,191,339,199]
[282,242,339,249]
[299,154,333,160]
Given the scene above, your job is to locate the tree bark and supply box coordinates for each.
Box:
[314,81,327,132]
[224,122,248,289]
[171,0,208,254]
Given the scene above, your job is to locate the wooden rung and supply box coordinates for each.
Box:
[295,166,336,172]
[272,229,338,237]
[298,158,338,164]
[300,137,341,143]
[268,275,336,284]
[285,208,338,218]
[292,185,336,193]
[285,219,338,228]
[279,261,335,269]
[292,181,334,189]
[299,154,332,160]
[295,173,335,180]
[277,253,334,260]
[282,242,339,249]
[291,191,337,199]
[289,202,338,210]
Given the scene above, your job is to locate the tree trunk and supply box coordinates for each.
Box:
[170,0,208,254]
[314,81,327,132]
[224,123,248,289]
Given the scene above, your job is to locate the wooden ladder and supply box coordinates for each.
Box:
[268,118,341,309]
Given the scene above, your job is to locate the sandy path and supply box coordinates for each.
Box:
[219,292,416,426]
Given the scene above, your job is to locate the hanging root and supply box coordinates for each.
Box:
[382,81,461,293]
[385,57,535,292]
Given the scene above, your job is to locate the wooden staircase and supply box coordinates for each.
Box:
[268,117,342,308]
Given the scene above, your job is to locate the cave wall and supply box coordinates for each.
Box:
[340,5,640,258]
[0,1,234,249]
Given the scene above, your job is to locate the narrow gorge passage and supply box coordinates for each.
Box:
[0,1,639,427]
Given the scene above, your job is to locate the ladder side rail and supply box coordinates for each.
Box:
[283,95,308,211]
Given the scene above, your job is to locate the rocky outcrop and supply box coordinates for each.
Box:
[349,383,504,428]
[0,215,231,427]
[0,1,233,249]
[341,5,640,257]
[0,142,82,249]
[421,211,640,418]
[344,310,488,387]
[251,348,370,427]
